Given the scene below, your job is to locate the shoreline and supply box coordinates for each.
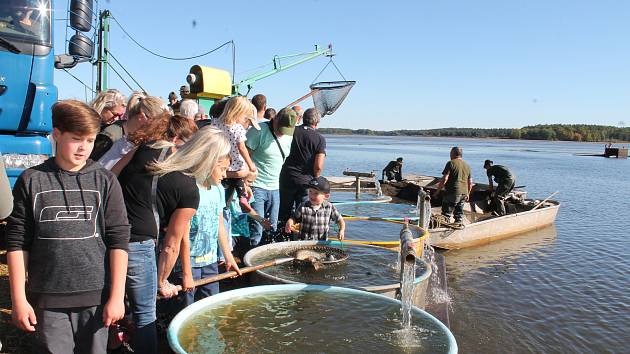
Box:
[321,133,630,144]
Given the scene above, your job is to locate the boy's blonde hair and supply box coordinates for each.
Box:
[52,100,101,135]
[149,126,230,184]
[90,89,127,115]
[217,96,252,125]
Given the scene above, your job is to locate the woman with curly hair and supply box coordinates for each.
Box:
[97,95,170,168]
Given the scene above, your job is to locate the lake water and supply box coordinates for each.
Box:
[324,135,630,353]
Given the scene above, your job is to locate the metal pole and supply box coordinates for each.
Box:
[418,189,430,229]
[355,176,360,199]
[96,10,110,93]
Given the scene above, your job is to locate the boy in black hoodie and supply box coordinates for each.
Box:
[6,100,130,353]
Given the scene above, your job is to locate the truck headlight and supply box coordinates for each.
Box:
[1,154,49,169]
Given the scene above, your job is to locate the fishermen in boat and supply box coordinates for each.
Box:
[382,157,404,182]
[436,147,472,225]
[484,160,515,216]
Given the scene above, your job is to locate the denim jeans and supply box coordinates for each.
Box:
[441,193,467,223]
[249,187,280,246]
[126,240,158,354]
[175,262,219,310]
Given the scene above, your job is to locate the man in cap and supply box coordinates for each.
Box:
[484,160,516,216]
[246,108,297,246]
[382,157,404,182]
[180,84,190,100]
[167,91,178,109]
[279,108,326,224]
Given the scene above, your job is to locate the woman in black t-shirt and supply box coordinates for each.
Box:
[116,115,198,353]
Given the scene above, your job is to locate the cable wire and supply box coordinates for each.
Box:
[330,59,347,81]
[312,57,347,84]
[106,62,134,91]
[62,69,95,94]
[110,15,233,61]
[105,48,147,93]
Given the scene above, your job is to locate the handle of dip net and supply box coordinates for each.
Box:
[285,89,319,109]
[530,191,559,212]
[173,257,296,292]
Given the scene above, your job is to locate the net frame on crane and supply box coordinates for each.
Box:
[309,80,356,116]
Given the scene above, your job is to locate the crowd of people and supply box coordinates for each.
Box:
[4,89,345,353]
[2,86,518,353]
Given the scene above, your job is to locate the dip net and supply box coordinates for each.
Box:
[310,81,356,116]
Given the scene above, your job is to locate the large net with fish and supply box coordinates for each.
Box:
[310,81,356,116]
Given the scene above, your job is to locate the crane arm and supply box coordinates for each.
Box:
[233,44,333,95]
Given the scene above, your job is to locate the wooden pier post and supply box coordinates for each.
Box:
[342,171,376,199]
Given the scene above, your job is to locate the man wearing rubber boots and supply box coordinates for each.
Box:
[436,147,472,226]
[484,160,515,216]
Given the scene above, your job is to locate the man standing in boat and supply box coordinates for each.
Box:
[436,147,472,225]
[484,160,515,216]
[382,157,404,182]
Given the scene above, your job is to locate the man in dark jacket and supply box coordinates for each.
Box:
[484,160,516,216]
[382,157,403,181]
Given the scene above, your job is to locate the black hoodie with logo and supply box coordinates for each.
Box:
[6,158,130,308]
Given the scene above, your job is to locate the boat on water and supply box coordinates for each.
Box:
[428,199,560,250]
[329,174,561,250]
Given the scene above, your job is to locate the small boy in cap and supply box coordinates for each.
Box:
[285,176,345,241]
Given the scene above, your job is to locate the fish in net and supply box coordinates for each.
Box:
[287,245,349,270]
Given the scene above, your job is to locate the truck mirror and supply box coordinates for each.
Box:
[70,0,94,32]
[68,32,94,58]
[54,54,78,69]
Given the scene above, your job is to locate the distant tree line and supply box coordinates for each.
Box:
[319,124,630,142]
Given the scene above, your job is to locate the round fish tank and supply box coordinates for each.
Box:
[244,240,431,308]
[331,190,393,203]
[335,201,419,221]
[342,218,428,253]
[168,284,458,354]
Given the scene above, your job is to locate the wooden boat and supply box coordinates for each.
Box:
[428,199,560,250]
[329,174,561,250]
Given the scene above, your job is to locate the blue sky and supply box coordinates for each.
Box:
[53,0,630,130]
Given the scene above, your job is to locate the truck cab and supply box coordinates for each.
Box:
[0,0,56,186]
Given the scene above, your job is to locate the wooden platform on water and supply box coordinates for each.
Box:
[576,147,628,158]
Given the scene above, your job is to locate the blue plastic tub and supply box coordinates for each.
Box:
[167,284,457,354]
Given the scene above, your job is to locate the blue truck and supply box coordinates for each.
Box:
[0,0,94,186]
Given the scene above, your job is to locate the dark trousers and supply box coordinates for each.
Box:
[278,180,309,223]
[441,193,467,222]
[385,171,402,181]
[494,179,515,216]
[34,306,108,354]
